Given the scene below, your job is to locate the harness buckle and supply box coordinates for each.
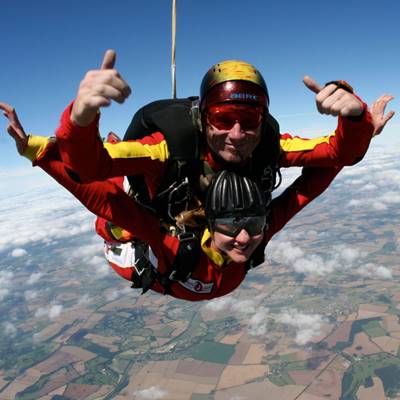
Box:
[167,177,191,221]
[132,241,151,276]
[177,231,196,243]
[168,269,192,282]
[133,256,149,276]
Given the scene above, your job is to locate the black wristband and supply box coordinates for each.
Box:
[324,80,354,93]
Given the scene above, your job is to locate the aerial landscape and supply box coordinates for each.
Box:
[0,1,399,399]
[0,148,399,400]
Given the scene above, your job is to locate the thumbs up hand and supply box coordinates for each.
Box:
[71,49,131,127]
[303,75,363,118]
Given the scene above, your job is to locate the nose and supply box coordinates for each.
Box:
[234,228,251,244]
[228,122,246,141]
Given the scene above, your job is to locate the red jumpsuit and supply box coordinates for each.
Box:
[24,135,340,301]
[22,99,372,300]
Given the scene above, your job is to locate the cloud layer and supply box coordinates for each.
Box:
[133,386,167,400]
[277,309,326,345]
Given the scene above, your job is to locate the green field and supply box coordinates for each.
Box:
[340,353,400,399]
[186,340,235,364]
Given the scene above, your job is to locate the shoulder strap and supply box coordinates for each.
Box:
[157,231,201,293]
[125,98,204,220]
[124,97,202,160]
[250,112,282,193]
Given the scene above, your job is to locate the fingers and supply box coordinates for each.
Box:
[80,69,131,102]
[303,76,363,117]
[315,86,346,115]
[370,94,394,114]
[72,49,132,126]
[303,75,323,94]
[0,102,14,116]
[370,94,395,136]
[0,102,28,154]
[0,102,24,128]
[382,110,395,124]
[100,49,116,70]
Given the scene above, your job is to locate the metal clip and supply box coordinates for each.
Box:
[168,269,191,282]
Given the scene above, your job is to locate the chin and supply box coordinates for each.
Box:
[228,251,251,263]
[219,151,244,164]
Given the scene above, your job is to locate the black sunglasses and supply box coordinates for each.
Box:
[213,215,267,237]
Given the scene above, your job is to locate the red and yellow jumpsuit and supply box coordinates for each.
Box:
[24,134,340,301]
[22,100,373,300]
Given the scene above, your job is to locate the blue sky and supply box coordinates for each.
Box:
[0,0,399,170]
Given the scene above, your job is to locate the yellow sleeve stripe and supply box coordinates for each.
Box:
[23,135,51,162]
[280,133,334,152]
[104,139,170,162]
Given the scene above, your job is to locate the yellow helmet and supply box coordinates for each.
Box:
[200,60,269,110]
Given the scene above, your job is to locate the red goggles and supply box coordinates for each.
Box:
[205,104,264,131]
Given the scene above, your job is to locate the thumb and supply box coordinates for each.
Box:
[303,75,323,94]
[100,49,116,70]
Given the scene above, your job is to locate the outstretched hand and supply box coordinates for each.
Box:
[0,102,28,155]
[303,76,364,117]
[71,49,132,127]
[369,95,395,136]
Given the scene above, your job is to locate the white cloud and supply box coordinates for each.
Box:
[203,297,234,312]
[203,296,257,315]
[277,309,326,345]
[356,264,392,280]
[76,294,91,306]
[381,191,400,204]
[339,246,361,265]
[34,304,63,320]
[89,255,110,277]
[247,307,270,337]
[11,248,27,257]
[361,183,377,191]
[3,321,17,336]
[203,297,270,337]
[27,272,43,285]
[133,386,167,400]
[348,199,362,207]
[0,271,14,301]
[372,202,388,211]
[336,148,400,212]
[24,290,39,301]
[0,175,96,254]
[105,290,120,302]
[266,241,393,280]
[266,241,304,266]
[232,299,257,314]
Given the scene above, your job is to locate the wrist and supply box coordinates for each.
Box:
[70,102,97,127]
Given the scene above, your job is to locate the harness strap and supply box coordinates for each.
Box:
[130,232,201,295]
[158,232,200,291]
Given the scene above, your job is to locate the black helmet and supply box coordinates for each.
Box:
[205,170,270,222]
